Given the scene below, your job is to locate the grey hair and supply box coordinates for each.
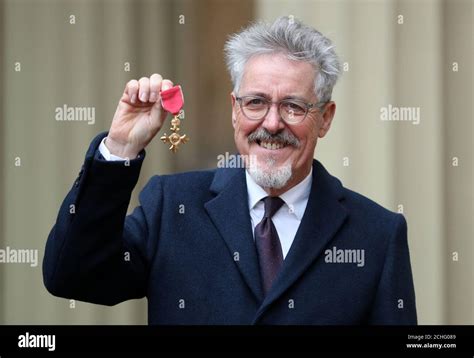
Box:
[224,16,341,103]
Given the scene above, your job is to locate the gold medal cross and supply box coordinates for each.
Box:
[160,116,189,153]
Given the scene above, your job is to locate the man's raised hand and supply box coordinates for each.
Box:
[106,73,173,159]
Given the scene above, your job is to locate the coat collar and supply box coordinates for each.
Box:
[205,167,264,301]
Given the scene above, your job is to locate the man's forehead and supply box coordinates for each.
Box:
[240,72,315,99]
[240,54,315,94]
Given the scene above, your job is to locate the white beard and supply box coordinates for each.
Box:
[247,157,292,189]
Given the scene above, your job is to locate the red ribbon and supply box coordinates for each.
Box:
[160,85,184,115]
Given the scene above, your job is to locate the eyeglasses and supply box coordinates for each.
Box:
[235,95,327,124]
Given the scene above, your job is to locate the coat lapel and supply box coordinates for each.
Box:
[204,168,264,302]
[253,160,348,322]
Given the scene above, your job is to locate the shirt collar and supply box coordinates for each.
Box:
[246,170,268,211]
[245,167,313,220]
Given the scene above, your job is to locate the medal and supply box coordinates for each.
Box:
[160,85,189,153]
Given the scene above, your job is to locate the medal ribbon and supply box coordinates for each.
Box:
[160,85,184,116]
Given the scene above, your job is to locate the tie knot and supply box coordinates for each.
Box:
[263,196,284,218]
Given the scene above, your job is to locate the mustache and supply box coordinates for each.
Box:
[247,128,300,148]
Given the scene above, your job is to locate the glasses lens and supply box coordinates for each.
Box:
[280,101,307,123]
[241,97,268,120]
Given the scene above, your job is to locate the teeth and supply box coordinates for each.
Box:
[259,141,285,150]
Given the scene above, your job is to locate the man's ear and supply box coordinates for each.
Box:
[230,93,237,128]
[318,102,336,138]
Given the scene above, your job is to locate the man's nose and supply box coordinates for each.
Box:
[261,103,285,134]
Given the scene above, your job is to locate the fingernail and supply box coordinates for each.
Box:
[149,92,157,102]
[140,93,147,102]
[131,94,137,103]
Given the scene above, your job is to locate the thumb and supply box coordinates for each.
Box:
[161,79,174,91]
[151,79,174,121]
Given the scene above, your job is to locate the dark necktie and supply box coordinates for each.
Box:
[255,196,285,295]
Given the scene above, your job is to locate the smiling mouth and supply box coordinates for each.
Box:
[256,139,288,150]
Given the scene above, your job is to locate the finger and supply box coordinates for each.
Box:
[149,73,163,103]
[152,79,173,111]
[151,79,174,120]
[126,79,139,104]
[161,79,174,92]
[138,77,150,103]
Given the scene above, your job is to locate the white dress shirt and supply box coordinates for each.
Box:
[98,137,131,161]
[246,168,312,259]
[100,137,312,259]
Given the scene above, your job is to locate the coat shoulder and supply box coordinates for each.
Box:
[142,168,218,196]
[341,185,405,229]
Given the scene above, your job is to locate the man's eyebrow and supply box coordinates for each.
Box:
[281,95,308,102]
[242,92,308,102]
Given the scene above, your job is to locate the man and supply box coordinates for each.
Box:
[43,16,417,324]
